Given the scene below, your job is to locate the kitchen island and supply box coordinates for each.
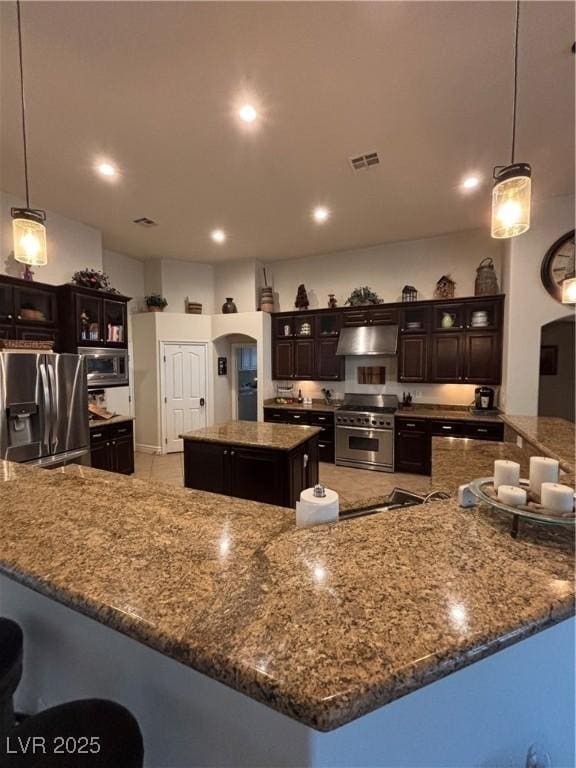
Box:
[181,420,320,507]
[0,456,573,767]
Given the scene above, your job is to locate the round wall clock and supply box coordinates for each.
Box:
[541,229,575,303]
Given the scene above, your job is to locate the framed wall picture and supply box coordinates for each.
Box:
[539,345,558,376]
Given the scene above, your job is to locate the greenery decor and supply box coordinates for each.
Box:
[71,268,118,293]
[345,286,384,306]
[145,294,168,311]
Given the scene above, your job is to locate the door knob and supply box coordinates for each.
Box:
[200,398,205,407]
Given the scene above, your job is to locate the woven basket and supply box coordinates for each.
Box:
[0,339,54,351]
[475,258,499,295]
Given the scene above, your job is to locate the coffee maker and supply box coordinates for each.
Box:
[474,386,495,411]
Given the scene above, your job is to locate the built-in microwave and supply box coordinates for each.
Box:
[78,347,129,388]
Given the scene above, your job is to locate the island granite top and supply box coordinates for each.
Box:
[180,420,321,451]
[0,460,573,731]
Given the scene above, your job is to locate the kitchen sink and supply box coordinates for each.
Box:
[339,488,449,520]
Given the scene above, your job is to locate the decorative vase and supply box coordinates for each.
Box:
[260,286,274,313]
[222,298,238,314]
[441,312,455,328]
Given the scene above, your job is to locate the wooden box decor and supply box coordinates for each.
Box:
[185,298,202,314]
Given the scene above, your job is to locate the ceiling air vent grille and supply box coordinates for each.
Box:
[133,216,157,227]
[349,152,380,171]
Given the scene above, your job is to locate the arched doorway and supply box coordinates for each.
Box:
[538,315,575,422]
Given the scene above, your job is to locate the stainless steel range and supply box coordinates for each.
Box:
[335,393,398,472]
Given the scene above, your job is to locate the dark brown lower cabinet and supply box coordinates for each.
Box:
[395,418,431,475]
[395,417,504,475]
[398,335,428,382]
[264,408,335,463]
[90,421,134,475]
[183,436,319,508]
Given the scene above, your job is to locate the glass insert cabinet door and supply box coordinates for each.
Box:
[75,294,104,343]
[13,285,57,325]
[103,299,127,344]
[0,285,13,323]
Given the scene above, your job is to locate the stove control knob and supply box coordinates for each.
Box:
[371,419,377,426]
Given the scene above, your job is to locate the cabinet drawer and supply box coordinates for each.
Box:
[110,421,133,439]
[285,411,308,424]
[307,411,334,427]
[317,440,335,463]
[429,420,463,437]
[463,421,504,441]
[342,310,369,327]
[264,409,288,423]
[370,308,398,325]
[396,417,428,431]
[90,426,109,444]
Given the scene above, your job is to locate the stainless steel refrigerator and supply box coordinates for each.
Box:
[0,352,89,467]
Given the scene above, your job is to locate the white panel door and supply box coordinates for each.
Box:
[163,344,207,452]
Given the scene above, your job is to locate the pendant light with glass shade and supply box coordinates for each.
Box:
[491,0,531,239]
[11,0,47,266]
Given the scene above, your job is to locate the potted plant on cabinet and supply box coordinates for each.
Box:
[145,294,168,312]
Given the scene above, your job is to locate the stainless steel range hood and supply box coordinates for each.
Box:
[336,325,398,356]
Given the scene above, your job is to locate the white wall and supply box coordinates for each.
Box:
[265,229,504,312]
[502,194,575,415]
[160,259,216,315]
[1,190,102,283]
[102,249,145,312]
[132,311,272,452]
[214,259,263,313]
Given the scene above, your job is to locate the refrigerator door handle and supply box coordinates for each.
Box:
[47,360,58,453]
[39,362,51,453]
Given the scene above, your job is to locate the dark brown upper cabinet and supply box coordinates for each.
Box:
[0,275,58,344]
[316,338,344,380]
[430,334,463,382]
[398,334,428,382]
[294,339,315,379]
[273,339,294,379]
[399,306,430,334]
[59,285,130,350]
[432,303,465,332]
[343,307,398,327]
[463,330,501,383]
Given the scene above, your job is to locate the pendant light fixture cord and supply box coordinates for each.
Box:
[510,0,520,164]
[16,0,30,208]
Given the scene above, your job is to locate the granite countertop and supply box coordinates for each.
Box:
[264,399,340,413]
[180,420,321,451]
[500,415,575,474]
[89,414,135,429]
[0,462,572,731]
[396,406,502,422]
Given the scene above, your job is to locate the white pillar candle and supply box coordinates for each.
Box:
[497,485,527,507]
[529,457,559,497]
[493,460,520,489]
[541,483,574,514]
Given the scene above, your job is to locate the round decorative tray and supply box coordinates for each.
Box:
[468,477,576,538]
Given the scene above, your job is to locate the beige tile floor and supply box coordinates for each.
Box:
[133,451,431,504]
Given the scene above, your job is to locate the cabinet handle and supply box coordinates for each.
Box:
[117,428,127,434]
[318,416,326,421]
[7,314,12,320]
[17,315,21,320]
[112,440,116,445]
[106,441,110,446]
[477,428,488,433]
[223,450,228,455]
[405,423,416,427]
[100,338,104,342]
[92,432,103,439]
[293,415,301,419]
[441,426,452,430]
[230,450,235,456]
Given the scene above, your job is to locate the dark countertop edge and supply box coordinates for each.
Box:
[499,415,574,474]
[0,559,572,733]
[180,426,322,451]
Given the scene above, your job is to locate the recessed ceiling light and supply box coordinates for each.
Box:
[211,229,226,243]
[96,162,117,178]
[238,104,257,123]
[312,206,330,224]
[461,175,480,191]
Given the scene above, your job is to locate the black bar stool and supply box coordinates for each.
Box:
[0,618,144,767]
[0,618,23,736]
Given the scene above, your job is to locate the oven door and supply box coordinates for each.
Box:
[336,425,394,472]
[80,349,128,388]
